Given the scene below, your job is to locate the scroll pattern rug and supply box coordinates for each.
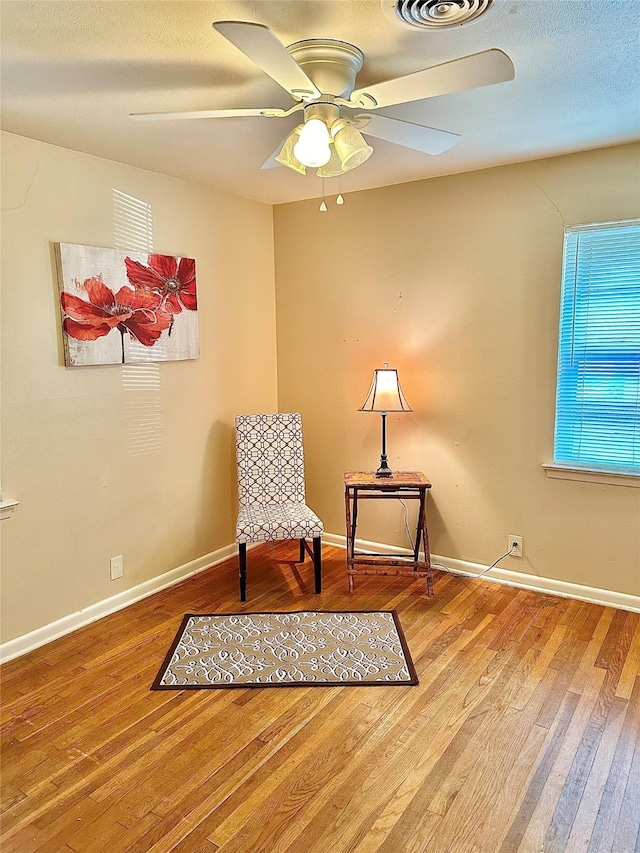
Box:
[152,610,418,689]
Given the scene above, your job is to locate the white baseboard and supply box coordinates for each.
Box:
[0,543,245,664]
[323,533,640,614]
[4,535,638,664]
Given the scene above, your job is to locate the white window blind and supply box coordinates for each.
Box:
[554,219,640,474]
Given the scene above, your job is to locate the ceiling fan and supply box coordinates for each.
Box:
[130,21,515,178]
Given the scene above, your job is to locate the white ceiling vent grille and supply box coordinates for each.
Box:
[388,0,505,29]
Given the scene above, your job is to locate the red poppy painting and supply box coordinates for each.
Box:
[55,243,199,366]
[124,255,197,314]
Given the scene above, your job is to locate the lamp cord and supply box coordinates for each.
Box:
[398,498,516,579]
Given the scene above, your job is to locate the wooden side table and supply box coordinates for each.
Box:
[344,471,434,597]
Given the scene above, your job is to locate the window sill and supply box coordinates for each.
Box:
[0,499,19,520]
[542,464,640,488]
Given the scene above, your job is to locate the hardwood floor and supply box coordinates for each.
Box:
[2,543,639,853]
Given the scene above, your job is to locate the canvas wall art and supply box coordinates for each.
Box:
[55,242,199,366]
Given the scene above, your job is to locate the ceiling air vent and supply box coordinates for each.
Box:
[388,0,505,29]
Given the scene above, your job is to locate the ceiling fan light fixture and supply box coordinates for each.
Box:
[332,119,374,172]
[293,118,332,168]
[275,125,307,175]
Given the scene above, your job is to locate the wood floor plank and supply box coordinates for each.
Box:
[566,696,629,852]
[394,616,563,852]
[616,617,640,700]
[285,606,516,853]
[612,716,640,853]
[127,690,352,853]
[357,620,544,851]
[526,608,636,852]
[212,703,390,852]
[499,691,580,853]
[595,609,633,669]
[1,543,638,853]
[475,720,550,852]
[284,704,435,853]
[544,679,618,850]
[516,668,607,852]
[587,676,640,853]
[569,607,616,696]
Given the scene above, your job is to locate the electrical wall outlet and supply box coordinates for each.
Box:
[110,555,124,580]
[508,535,523,558]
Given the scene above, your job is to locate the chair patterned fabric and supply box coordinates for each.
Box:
[235,413,324,545]
[236,502,323,543]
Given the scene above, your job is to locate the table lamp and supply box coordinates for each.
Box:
[359,362,412,478]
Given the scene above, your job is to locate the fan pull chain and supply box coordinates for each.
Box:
[318,177,345,213]
[319,178,327,213]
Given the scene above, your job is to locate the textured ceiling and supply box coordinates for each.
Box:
[1,0,639,204]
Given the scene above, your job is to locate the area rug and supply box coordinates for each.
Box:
[151,610,418,689]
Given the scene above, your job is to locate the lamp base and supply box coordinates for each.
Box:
[375,455,393,478]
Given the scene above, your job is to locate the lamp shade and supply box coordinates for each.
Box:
[359,363,412,413]
[275,125,307,175]
[316,144,345,178]
[332,119,373,172]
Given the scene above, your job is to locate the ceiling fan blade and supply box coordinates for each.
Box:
[213,21,320,101]
[130,107,289,121]
[348,49,515,109]
[355,114,460,155]
[260,143,284,170]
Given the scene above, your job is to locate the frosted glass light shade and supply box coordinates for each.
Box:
[293,118,331,167]
[332,120,373,172]
[359,363,412,412]
[316,145,345,178]
[275,125,307,175]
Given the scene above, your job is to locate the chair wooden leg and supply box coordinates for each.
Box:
[299,538,306,562]
[238,543,247,602]
[313,537,322,593]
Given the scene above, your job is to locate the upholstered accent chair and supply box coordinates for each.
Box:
[235,413,324,601]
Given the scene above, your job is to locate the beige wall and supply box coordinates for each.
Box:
[1,132,277,643]
[274,143,640,598]
[2,136,638,648]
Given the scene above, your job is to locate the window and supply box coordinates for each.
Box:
[553,219,640,477]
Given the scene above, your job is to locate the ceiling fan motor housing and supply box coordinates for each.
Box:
[385,0,506,29]
[287,39,364,98]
